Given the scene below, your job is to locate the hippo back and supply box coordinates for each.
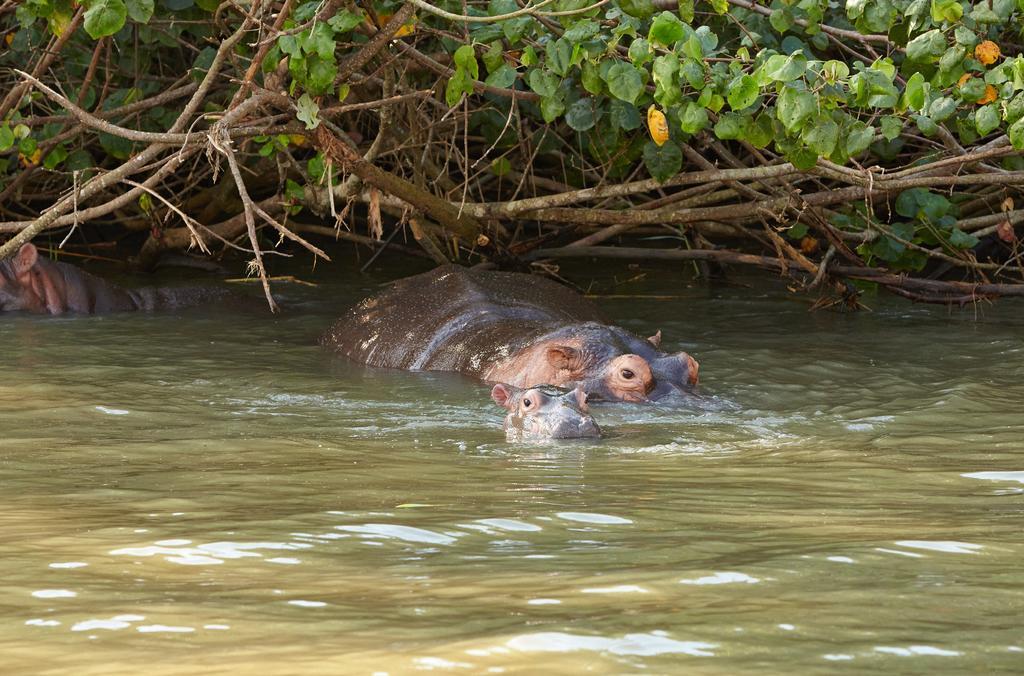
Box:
[321,266,604,375]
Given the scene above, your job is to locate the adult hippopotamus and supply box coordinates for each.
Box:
[0,243,232,315]
[492,384,600,441]
[321,265,699,401]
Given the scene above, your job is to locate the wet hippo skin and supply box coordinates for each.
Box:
[0,243,234,315]
[321,265,700,402]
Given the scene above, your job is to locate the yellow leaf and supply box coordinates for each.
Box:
[975,40,1000,66]
[19,148,41,168]
[394,21,416,38]
[4,33,13,46]
[647,106,669,146]
[289,134,307,147]
[978,84,997,105]
[957,73,972,87]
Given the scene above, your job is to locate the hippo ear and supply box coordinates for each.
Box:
[13,243,39,276]
[680,352,699,385]
[647,330,662,349]
[546,345,581,371]
[490,383,515,410]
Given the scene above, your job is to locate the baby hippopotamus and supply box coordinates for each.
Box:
[492,384,600,441]
[321,265,699,402]
[0,243,232,315]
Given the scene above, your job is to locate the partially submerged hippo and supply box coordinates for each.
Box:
[321,265,699,401]
[0,243,232,315]
[492,384,600,441]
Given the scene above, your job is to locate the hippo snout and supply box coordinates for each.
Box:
[549,416,601,439]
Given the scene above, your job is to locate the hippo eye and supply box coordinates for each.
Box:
[621,369,635,380]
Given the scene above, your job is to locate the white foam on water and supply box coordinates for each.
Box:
[137,625,195,633]
[555,512,633,525]
[895,541,982,555]
[95,406,130,415]
[504,631,716,657]
[581,585,649,594]
[680,572,759,585]
[875,645,961,657]
[32,589,76,598]
[962,471,1024,484]
[335,524,460,545]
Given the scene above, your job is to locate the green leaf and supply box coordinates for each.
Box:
[679,100,708,133]
[880,115,903,140]
[681,58,704,89]
[643,139,682,182]
[776,86,816,131]
[563,19,600,43]
[65,149,93,172]
[762,53,807,82]
[328,10,364,33]
[727,74,758,111]
[619,0,656,18]
[1008,116,1024,149]
[928,96,957,122]
[546,37,573,76]
[605,62,644,104]
[491,157,511,177]
[305,55,337,95]
[746,113,773,148]
[485,64,517,89]
[628,37,652,67]
[609,99,642,130]
[846,123,875,155]
[581,61,603,95]
[915,113,939,136]
[0,125,13,152]
[903,71,927,111]
[528,69,558,97]
[565,98,596,131]
[769,7,794,33]
[677,0,694,23]
[43,144,68,170]
[649,11,685,46]
[296,93,320,130]
[821,60,850,83]
[906,29,946,63]
[948,228,979,249]
[83,0,127,39]
[958,76,986,103]
[454,45,479,79]
[540,95,565,122]
[713,112,746,140]
[683,35,702,60]
[446,70,472,106]
[803,116,839,156]
[125,0,153,23]
[930,0,963,22]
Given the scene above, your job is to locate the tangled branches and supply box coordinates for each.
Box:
[2,0,1024,308]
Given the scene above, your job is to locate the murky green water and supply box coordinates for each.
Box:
[2,260,1023,674]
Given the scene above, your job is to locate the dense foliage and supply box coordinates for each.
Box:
[2,0,1024,306]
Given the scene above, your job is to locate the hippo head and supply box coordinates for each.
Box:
[0,244,49,314]
[538,327,700,403]
[491,383,601,442]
